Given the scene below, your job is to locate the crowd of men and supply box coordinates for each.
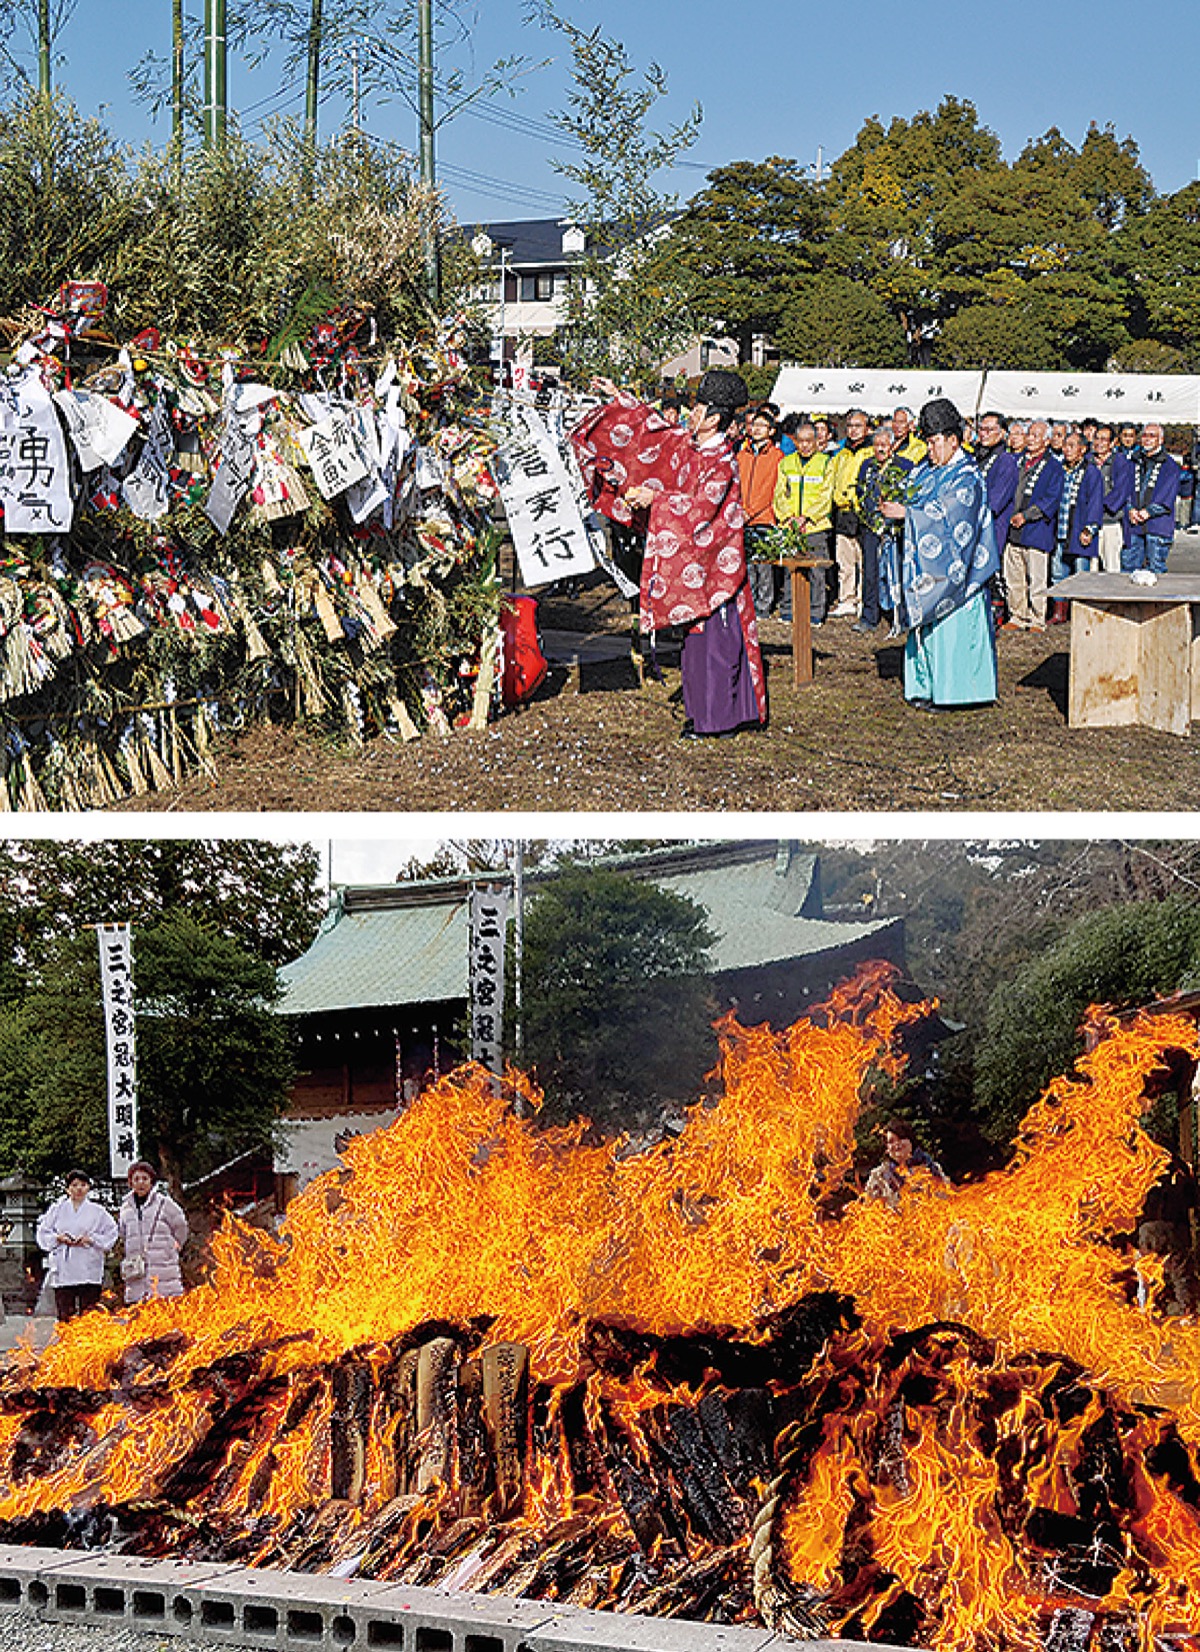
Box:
[570,370,1196,738]
[727,401,1196,634]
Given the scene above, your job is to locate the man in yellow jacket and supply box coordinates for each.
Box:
[892,406,928,466]
[774,421,834,626]
[827,409,873,618]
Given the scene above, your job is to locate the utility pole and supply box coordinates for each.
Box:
[172,0,185,170]
[350,39,360,134]
[37,0,50,96]
[303,0,323,185]
[203,0,227,151]
[418,0,440,309]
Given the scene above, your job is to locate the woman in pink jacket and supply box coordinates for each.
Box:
[117,1160,189,1304]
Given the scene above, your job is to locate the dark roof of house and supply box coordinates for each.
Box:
[464,218,579,265]
[278,842,900,1018]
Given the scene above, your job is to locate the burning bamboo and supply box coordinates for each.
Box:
[0,969,1198,1652]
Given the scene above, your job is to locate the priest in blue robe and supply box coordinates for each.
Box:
[880,398,999,711]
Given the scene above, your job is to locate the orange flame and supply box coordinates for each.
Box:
[1,970,1199,1652]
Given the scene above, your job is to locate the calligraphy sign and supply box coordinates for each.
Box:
[205,406,258,535]
[122,395,174,521]
[982,371,1200,423]
[299,412,370,499]
[98,924,139,1180]
[469,888,509,1077]
[54,389,139,471]
[0,372,75,533]
[493,409,595,588]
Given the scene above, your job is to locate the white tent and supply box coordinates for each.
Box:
[982,370,1200,424]
[771,367,986,417]
[770,365,1200,423]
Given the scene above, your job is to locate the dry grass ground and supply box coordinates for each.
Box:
[114,573,1200,815]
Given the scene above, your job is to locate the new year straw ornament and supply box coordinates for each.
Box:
[0,287,506,809]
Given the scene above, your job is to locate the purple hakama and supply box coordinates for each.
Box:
[680,600,760,735]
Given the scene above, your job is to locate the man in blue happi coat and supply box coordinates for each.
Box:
[974,410,1020,553]
[879,398,998,711]
[1002,420,1064,630]
[1049,430,1104,622]
[1124,423,1181,575]
[1092,423,1134,574]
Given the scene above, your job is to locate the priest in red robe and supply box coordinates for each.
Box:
[571,370,767,739]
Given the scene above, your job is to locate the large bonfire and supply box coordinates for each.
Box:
[1,963,1199,1652]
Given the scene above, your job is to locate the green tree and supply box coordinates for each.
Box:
[824,97,1004,352]
[0,910,296,1185]
[519,865,716,1132]
[0,0,75,94]
[674,157,829,358]
[1110,338,1189,374]
[0,838,323,1006]
[935,142,1132,369]
[1117,181,1200,365]
[777,273,907,368]
[974,899,1200,1143]
[534,6,702,384]
[935,301,1057,370]
[109,125,445,339]
[1066,122,1155,232]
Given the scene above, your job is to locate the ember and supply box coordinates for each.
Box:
[2,965,1200,1652]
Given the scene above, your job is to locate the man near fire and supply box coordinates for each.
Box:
[864,1121,948,1210]
[572,370,767,741]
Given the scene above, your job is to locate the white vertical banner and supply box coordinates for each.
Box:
[469,888,509,1077]
[493,408,596,587]
[97,924,139,1178]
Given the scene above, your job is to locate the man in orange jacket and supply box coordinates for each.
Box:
[738,405,784,619]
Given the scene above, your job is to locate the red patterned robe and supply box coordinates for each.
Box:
[571,394,767,727]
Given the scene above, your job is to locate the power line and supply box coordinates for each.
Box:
[438,159,564,212]
[240,74,307,117]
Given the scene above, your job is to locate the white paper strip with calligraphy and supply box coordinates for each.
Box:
[494,409,595,588]
[469,887,509,1078]
[98,923,139,1180]
[122,395,174,522]
[205,405,258,535]
[0,371,75,533]
[299,412,370,499]
[54,389,139,471]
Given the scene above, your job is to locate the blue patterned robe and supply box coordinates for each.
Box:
[901,450,999,708]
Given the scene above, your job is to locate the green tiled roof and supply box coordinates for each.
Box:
[653,858,893,976]
[279,894,472,1015]
[278,843,898,1017]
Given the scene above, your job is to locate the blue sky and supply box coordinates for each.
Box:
[17,0,1200,223]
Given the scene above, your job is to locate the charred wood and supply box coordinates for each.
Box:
[415,1337,459,1493]
[481,1342,528,1518]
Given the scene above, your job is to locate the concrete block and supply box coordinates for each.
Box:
[0,1552,926,1652]
[367,1584,559,1652]
[0,1544,79,1613]
[525,1609,775,1652]
[192,1564,423,1650]
[32,1552,243,1635]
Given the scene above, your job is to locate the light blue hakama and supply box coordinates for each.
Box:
[903,586,997,706]
[900,449,1000,708]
